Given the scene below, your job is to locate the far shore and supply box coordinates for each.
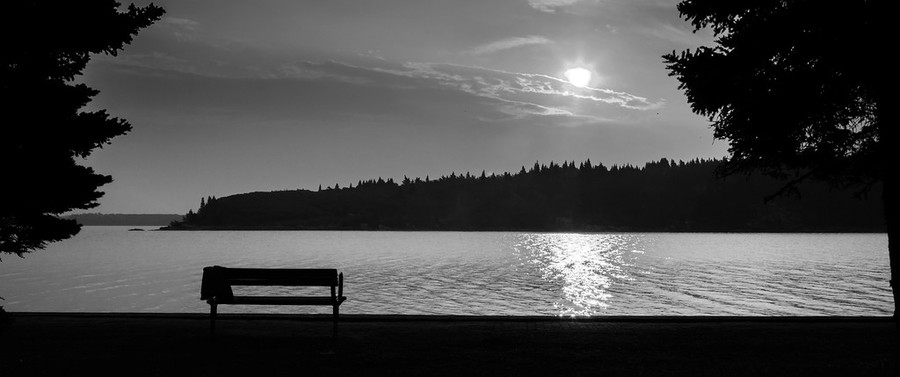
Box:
[157,225,888,233]
[2,313,896,376]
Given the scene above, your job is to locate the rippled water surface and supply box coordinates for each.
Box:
[0,228,891,316]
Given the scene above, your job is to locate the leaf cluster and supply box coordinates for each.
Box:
[663,0,883,190]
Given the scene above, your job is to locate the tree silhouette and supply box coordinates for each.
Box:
[168,158,882,233]
[0,1,164,257]
[663,1,896,313]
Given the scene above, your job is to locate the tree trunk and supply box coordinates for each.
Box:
[878,104,900,363]
[868,0,898,320]
[887,168,899,318]
[878,103,899,318]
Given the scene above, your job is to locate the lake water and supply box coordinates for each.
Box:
[0,227,892,316]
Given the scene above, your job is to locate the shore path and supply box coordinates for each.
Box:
[1,313,896,376]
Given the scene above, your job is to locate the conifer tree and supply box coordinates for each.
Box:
[1,1,164,257]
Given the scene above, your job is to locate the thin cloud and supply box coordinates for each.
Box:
[640,23,715,46]
[512,72,665,111]
[96,51,265,79]
[464,35,553,56]
[527,0,582,13]
[370,61,664,119]
[157,17,201,42]
[161,17,200,30]
[281,61,373,85]
[103,54,662,125]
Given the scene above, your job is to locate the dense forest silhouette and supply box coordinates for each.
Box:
[166,158,883,232]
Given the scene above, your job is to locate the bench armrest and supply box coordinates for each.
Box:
[200,266,234,301]
[338,272,344,300]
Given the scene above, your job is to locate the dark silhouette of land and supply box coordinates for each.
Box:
[65,213,182,226]
[0,313,894,376]
[166,158,883,232]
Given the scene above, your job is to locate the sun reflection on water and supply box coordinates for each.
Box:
[513,233,642,316]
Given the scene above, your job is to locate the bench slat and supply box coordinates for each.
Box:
[201,266,344,299]
[222,268,338,286]
[225,278,336,286]
[228,296,347,305]
[224,268,337,277]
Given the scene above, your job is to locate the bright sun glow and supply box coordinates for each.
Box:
[564,67,592,88]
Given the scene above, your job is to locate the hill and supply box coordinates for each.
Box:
[165,159,884,232]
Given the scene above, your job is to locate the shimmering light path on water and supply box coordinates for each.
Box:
[0,228,891,316]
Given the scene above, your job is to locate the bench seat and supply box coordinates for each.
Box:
[225,296,347,306]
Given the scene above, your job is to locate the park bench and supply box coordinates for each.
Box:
[200,266,346,336]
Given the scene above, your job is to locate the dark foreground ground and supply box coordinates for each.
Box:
[1,313,896,376]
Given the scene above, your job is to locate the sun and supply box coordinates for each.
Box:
[564,67,592,88]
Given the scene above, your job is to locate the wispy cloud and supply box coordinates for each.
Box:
[369,61,663,120]
[281,61,373,85]
[94,51,199,76]
[157,17,201,42]
[464,35,553,56]
[527,0,583,13]
[96,50,266,79]
[161,17,200,30]
[640,23,715,46]
[101,55,663,125]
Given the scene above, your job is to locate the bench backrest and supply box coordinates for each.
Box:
[201,266,343,301]
[222,268,339,286]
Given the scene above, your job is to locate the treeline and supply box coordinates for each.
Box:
[66,213,183,226]
[165,158,884,232]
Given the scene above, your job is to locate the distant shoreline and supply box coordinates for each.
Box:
[167,159,886,234]
[157,225,887,233]
[66,213,182,226]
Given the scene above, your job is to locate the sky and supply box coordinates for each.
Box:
[78,0,724,214]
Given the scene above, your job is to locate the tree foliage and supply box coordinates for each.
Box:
[662,0,884,189]
[0,1,164,257]
[663,0,898,314]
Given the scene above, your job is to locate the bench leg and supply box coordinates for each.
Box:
[332,305,339,338]
[210,303,217,337]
